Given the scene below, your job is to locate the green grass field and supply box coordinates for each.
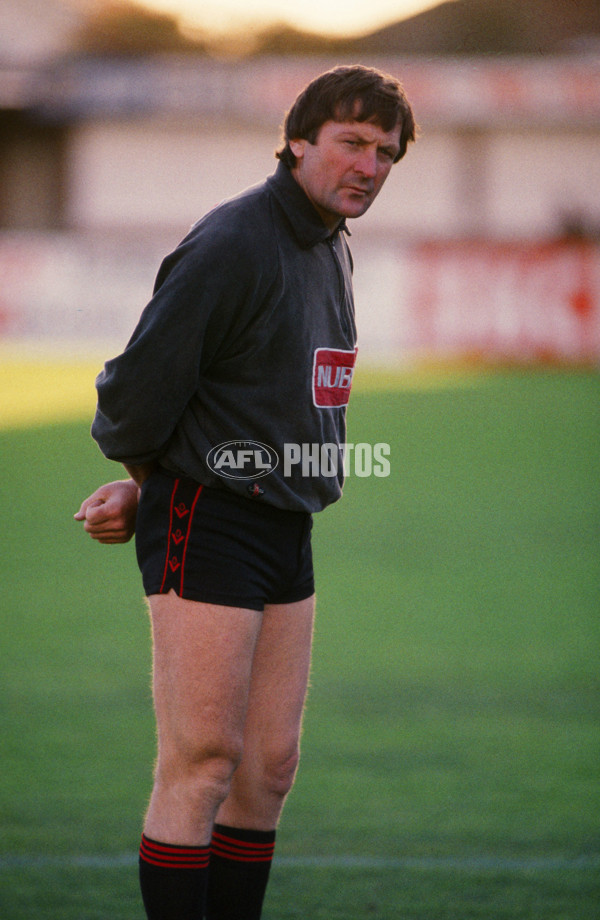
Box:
[1,367,599,919]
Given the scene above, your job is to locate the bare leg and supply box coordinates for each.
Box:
[143,592,262,846]
[216,594,316,830]
[205,595,315,920]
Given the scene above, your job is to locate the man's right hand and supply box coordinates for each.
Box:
[74,479,140,544]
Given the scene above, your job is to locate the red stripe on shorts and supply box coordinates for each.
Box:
[180,484,203,596]
[159,478,179,594]
[158,478,203,596]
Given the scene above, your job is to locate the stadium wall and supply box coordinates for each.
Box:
[0,232,597,364]
[1,55,598,364]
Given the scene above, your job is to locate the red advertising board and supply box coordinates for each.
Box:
[408,240,600,363]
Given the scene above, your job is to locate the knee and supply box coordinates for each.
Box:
[157,735,244,804]
[261,746,300,800]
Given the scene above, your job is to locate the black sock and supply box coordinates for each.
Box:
[206,824,276,920]
[139,833,210,920]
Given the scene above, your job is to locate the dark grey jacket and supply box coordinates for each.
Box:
[92,162,358,512]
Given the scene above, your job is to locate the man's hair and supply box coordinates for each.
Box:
[276,65,416,168]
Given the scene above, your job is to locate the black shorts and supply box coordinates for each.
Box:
[135,470,314,611]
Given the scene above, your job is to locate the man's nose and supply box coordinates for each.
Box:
[354,147,378,178]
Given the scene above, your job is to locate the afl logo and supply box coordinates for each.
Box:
[207,440,279,480]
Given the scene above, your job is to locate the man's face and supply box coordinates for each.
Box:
[290,118,401,230]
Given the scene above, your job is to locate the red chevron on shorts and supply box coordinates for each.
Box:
[159,478,203,595]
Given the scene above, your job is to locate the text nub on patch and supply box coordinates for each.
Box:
[312,347,358,408]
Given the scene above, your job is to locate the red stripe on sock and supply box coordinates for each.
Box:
[211,831,275,852]
[210,831,275,863]
[211,850,274,863]
[140,835,210,870]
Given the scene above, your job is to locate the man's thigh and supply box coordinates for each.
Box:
[215,595,316,826]
[245,594,316,741]
[148,591,263,761]
[237,594,316,782]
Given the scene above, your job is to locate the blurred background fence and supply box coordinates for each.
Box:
[1,2,599,363]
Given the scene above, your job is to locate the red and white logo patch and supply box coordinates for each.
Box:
[312,347,358,408]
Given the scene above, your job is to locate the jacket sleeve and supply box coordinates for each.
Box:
[91,218,265,464]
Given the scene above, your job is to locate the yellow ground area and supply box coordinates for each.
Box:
[0,347,485,431]
[0,355,102,430]
[354,361,488,391]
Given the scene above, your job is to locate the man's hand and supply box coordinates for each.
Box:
[74,479,140,544]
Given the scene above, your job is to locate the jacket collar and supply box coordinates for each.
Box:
[268,161,349,249]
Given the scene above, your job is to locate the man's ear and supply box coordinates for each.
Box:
[289,139,306,160]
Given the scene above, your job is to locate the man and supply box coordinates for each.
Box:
[75,65,415,920]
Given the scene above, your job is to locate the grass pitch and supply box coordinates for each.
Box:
[1,365,599,918]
